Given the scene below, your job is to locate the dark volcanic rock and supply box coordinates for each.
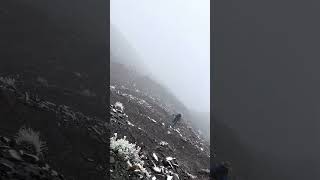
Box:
[0,0,108,179]
[21,152,40,164]
[6,150,22,162]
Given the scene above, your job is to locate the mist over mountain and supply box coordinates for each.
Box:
[110,25,149,75]
[110,26,210,142]
[111,0,210,114]
[110,24,210,179]
[190,111,210,141]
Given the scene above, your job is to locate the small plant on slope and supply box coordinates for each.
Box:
[15,127,47,155]
[114,102,124,111]
[110,133,151,179]
[110,133,143,165]
[0,76,15,88]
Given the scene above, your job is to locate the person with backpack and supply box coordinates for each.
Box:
[171,113,182,127]
[212,161,231,180]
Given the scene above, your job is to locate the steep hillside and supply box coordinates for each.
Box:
[0,72,108,180]
[110,61,193,123]
[0,0,108,179]
[110,61,210,179]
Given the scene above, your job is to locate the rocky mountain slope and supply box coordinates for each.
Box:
[1,0,209,179]
[109,61,210,180]
[0,0,108,179]
[0,66,108,180]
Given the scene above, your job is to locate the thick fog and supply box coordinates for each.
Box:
[111,0,210,113]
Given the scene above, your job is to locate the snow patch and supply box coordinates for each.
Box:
[147,116,157,123]
[166,157,175,161]
[186,172,197,179]
[159,141,168,146]
[127,121,135,127]
[152,166,161,173]
[152,153,158,161]
[166,175,173,180]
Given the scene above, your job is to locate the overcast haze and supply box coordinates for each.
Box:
[111,0,210,113]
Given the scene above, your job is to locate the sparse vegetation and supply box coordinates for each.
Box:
[110,133,143,165]
[0,76,15,87]
[110,133,151,178]
[15,127,46,155]
[114,102,124,111]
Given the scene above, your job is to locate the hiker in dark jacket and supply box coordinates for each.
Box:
[171,113,182,127]
[212,161,230,180]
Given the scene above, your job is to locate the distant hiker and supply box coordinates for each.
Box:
[171,113,182,127]
[212,161,230,180]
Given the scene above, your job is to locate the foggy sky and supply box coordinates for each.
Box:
[111,0,210,113]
